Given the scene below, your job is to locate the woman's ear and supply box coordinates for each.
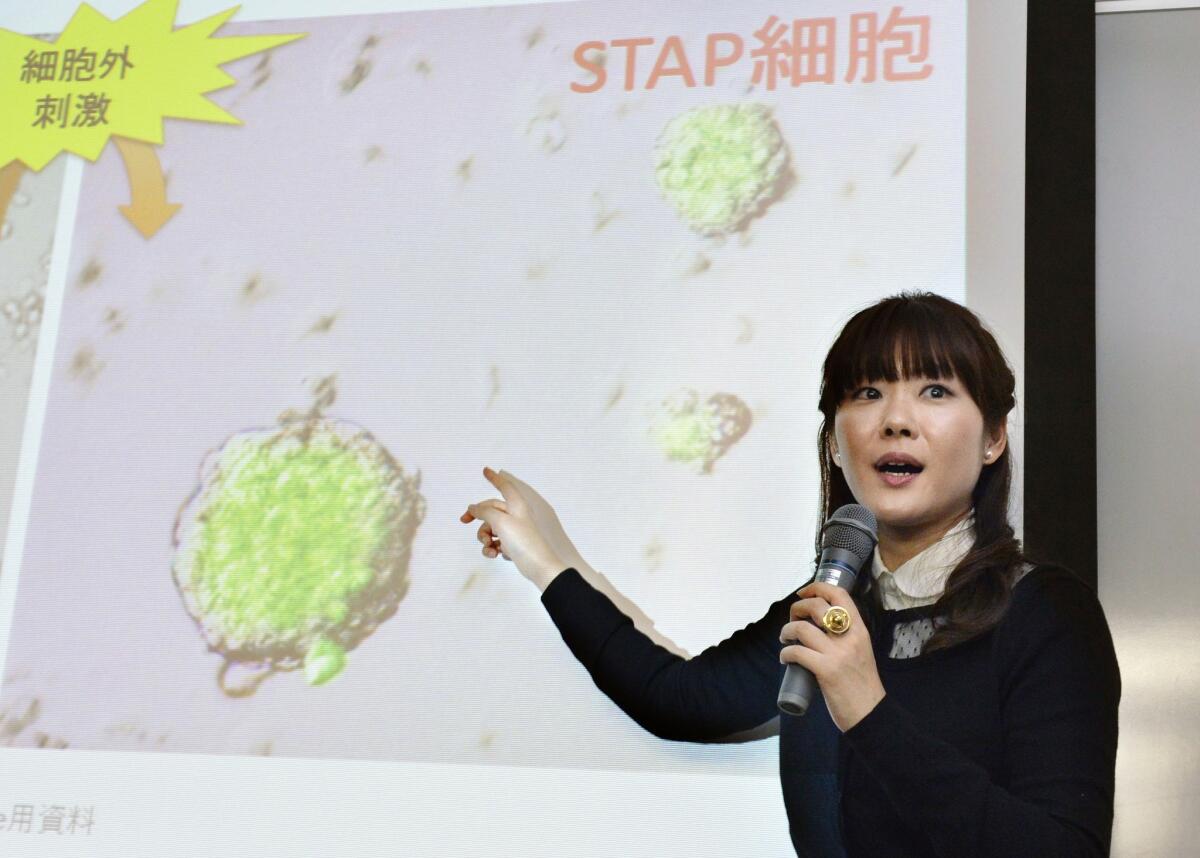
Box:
[984,420,1008,462]
[829,440,841,467]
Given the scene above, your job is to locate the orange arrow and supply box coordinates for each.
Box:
[114,137,181,239]
[0,160,26,230]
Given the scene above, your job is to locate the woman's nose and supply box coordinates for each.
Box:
[880,399,917,438]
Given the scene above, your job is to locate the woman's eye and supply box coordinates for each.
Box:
[853,387,880,399]
[925,384,951,398]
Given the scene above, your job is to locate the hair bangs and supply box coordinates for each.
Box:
[825,295,982,403]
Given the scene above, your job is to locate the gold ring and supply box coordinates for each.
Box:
[821,605,852,635]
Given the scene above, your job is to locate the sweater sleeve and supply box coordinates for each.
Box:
[540,567,790,742]
[841,566,1121,857]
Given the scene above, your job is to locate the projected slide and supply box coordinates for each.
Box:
[0,162,65,578]
[0,0,963,777]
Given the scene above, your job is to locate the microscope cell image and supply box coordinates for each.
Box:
[0,0,962,772]
[650,389,753,473]
[653,103,790,236]
[172,415,425,695]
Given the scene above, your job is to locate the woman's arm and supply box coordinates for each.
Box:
[462,469,789,742]
[841,566,1121,857]
[541,567,791,742]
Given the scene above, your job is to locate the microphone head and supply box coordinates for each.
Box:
[820,504,878,567]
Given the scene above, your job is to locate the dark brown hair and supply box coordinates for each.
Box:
[815,291,1026,653]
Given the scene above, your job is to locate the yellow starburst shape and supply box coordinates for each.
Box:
[0,0,303,235]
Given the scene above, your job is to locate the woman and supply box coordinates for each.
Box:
[460,292,1120,857]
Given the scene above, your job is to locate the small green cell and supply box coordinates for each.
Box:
[652,408,717,465]
[304,637,348,686]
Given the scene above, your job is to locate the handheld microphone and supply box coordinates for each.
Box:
[777,504,877,716]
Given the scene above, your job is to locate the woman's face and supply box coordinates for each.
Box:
[830,373,1006,544]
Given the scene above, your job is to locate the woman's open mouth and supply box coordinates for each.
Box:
[874,458,924,487]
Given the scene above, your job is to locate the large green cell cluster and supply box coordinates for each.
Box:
[654,103,790,236]
[173,417,424,692]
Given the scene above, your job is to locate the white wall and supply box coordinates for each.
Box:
[1096,8,1200,857]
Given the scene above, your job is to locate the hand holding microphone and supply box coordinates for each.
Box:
[778,505,888,732]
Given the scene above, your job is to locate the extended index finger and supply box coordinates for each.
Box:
[487,467,537,515]
[483,466,519,498]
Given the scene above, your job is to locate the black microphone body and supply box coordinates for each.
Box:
[777,505,877,716]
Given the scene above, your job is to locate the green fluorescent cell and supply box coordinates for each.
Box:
[304,637,348,686]
[651,390,754,475]
[652,407,718,465]
[654,103,790,235]
[184,435,392,639]
[173,417,425,694]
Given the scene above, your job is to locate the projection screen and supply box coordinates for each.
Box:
[0,1,1026,854]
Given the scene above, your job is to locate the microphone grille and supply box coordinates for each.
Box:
[820,504,878,564]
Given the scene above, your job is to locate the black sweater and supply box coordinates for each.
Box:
[540,564,1120,857]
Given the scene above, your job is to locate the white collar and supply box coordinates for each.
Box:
[871,512,975,607]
